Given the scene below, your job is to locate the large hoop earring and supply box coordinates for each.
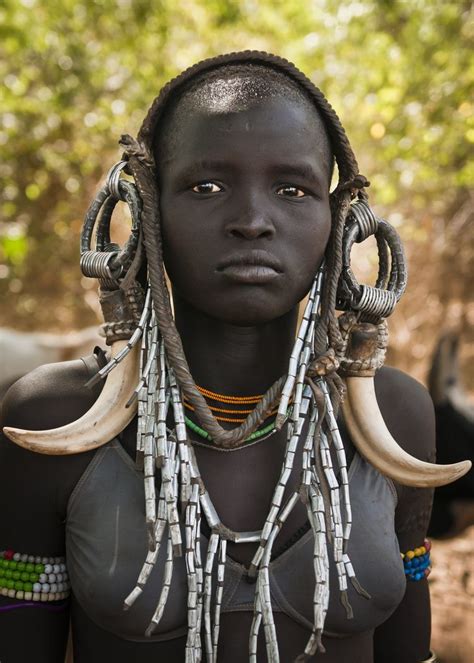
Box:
[80,160,146,344]
[337,198,407,323]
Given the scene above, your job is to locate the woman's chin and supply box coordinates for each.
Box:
[204,300,296,327]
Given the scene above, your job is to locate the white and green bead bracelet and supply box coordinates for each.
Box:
[0,549,70,602]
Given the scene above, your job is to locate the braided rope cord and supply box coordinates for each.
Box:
[120,50,367,448]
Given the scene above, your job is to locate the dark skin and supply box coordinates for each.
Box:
[0,95,435,662]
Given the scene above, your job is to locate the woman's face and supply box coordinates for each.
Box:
[157,95,332,325]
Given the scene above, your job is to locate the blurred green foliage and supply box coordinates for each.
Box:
[0,0,472,380]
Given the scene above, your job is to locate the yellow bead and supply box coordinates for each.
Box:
[420,546,426,554]
[406,550,415,560]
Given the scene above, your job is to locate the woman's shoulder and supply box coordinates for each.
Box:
[373,364,436,464]
[1,351,105,431]
[0,353,106,516]
[0,353,107,561]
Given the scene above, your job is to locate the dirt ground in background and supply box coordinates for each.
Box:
[64,527,474,662]
[430,526,474,663]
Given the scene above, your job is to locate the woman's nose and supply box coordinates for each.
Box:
[225,197,276,240]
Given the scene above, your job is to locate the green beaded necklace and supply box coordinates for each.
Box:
[184,411,288,445]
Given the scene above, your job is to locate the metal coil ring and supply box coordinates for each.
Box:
[106,160,128,200]
[348,200,378,242]
[81,165,142,289]
[353,285,397,318]
[80,250,123,280]
[337,207,407,322]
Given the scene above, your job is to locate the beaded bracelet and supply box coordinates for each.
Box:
[0,549,70,602]
[401,538,432,582]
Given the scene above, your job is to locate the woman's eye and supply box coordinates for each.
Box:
[191,182,222,194]
[276,185,306,198]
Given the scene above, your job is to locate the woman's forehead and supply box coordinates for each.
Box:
[199,102,322,150]
[173,62,313,108]
[176,70,302,115]
[157,92,333,177]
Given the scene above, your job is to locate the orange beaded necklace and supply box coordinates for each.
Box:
[183,385,279,423]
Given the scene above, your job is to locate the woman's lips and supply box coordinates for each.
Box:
[216,251,283,284]
[218,264,281,283]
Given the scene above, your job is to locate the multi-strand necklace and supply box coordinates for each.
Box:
[183,385,290,447]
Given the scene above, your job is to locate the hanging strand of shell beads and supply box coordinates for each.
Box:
[116,267,367,662]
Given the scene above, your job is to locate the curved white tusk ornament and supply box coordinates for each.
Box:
[3,335,472,488]
[3,340,139,455]
[342,376,471,488]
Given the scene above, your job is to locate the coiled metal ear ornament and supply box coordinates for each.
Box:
[4,161,147,454]
[80,161,140,290]
[337,199,407,321]
[338,198,471,487]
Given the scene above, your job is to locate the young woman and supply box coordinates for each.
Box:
[1,51,468,663]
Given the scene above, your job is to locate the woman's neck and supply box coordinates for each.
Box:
[172,291,298,396]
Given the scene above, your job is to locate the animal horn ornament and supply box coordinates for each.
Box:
[335,199,471,487]
[4,339,140,455]
[340,323,471,488]
[4,161,145,454]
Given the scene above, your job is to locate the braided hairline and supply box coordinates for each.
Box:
[126,51,363,447]
[138,50,359,181]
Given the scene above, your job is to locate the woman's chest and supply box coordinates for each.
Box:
[65,440,405,642]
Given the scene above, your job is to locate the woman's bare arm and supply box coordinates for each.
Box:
[373,367,436,663]
[0,356,102,663]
